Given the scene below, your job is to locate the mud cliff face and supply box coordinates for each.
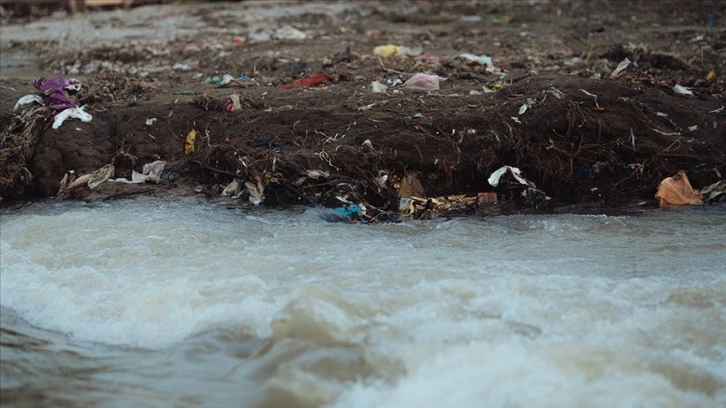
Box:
[1,1,724,214]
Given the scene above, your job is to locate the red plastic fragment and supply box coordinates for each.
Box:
[279,73,332,89]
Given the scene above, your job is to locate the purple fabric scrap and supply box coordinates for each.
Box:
[33,77,79,111]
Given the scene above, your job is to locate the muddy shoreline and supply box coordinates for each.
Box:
[1,1,724,217]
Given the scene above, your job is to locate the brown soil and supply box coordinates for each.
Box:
[1,0,724,217]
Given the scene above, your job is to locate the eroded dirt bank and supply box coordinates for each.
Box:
[1,0,724,217]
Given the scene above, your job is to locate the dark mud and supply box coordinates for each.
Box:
[1,0,724,217]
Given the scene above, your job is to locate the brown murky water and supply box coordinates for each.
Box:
[2,199,725,407]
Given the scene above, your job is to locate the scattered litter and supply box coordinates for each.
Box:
[488,166,548,208]
[326,203,368,223]
[274,25,307,41]
[564,57,582,67]
[374,172,389,190]
[218,73,235,86]
[518,97,538,115]
[398,195,477,219]
[361,139,374,150]
[34,77,79,94]
[34,76,79,111]
[227,93,242,111]
[457,53,494,68]
[655,171,703,207]
[706,71,716,81]
[305,170,330,179]
[700,180,726,202]
[172,63,191,71]
[372,44,422,57]
[221,179,242,197]
[112,160,166,184]
[245,178,265,205]
[248,31,271,43]
[205,74,253,87]
[184,129,197,154]
[13,95,44,111]
[673,84,693,96]
[145,117,157,126]
[510,116,522,124]
[279,73,332,89]
[52,106,92,129]
[488,166,533,187]
[373,44,400,57]
[371,81,388,93]
[709,106,724,113]
[402,73,447,91]
[610,57,631,78]
[546,87,564,99]
[58,164,114,197]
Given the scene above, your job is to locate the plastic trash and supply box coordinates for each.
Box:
[305,170,330,179]
[371,81,388,93]
[34,77,79,111]
[227,94,241,111]
[112,160,166,184]
[610,58,631,78]
[274,25,306,41]
[373,44,423,57]
[325,204,368,223]
[488,166,533,187]
[655,171,703,206]
[458,53,494,68]
[52,106,92,129]
[279,73,332,89]
[172,63,191,71]
[34,77,79,94]
[59,164,114,196]
[221,179,242,197]
[245,178,265,205]
[700,180,725,202]
[185,129,197,154]
[373,44,400,57]
[673,84,693,96]
[249,31,271,43]
[402,73,447,91]
[218,74,235,86]
[488,166,549,208]
[13,95,44,111]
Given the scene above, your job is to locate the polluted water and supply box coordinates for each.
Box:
[1,198,725,408]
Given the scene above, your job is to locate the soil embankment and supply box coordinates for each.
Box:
[1,1,724,216]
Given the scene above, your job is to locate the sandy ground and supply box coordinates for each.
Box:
[1,0,724,217]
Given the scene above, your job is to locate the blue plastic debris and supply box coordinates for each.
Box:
[323,204,367,223]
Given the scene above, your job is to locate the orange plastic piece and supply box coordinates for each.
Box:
[655,171,703,207]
